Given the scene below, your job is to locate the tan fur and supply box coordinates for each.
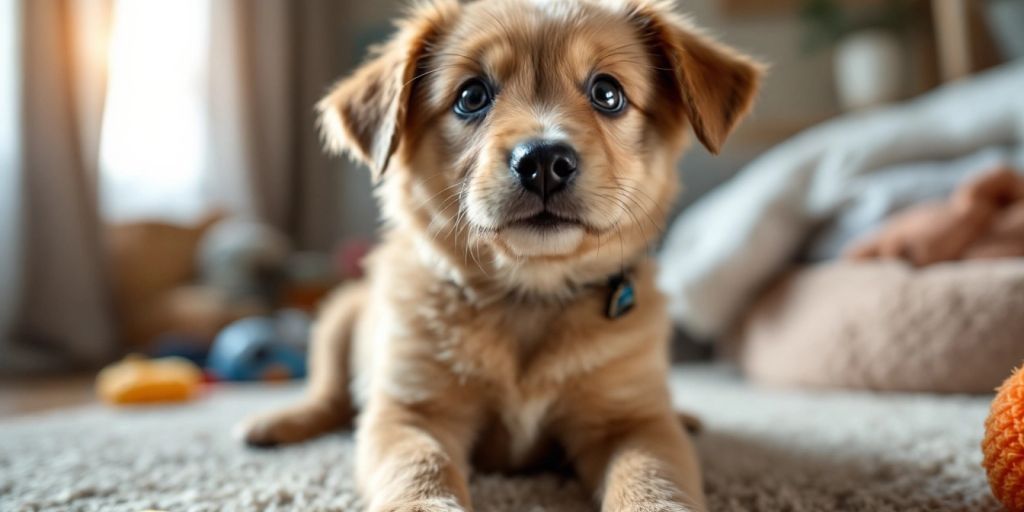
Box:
[240,1,760,510]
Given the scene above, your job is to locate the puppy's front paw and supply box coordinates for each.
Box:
[234,402,345,448]
[608,489,705,512]
[372,497,465,512]
[612,499,705,512]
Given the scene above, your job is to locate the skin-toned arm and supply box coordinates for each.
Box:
[845,167,1024,266]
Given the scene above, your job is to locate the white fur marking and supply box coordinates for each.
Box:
[504,395,554,463]
[533,109,569,143]
[503,225,584,256]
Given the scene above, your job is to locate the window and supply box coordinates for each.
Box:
[99,0,211,223]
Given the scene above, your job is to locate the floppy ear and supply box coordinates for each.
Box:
[317,1,457,179]
[630,2,764,154]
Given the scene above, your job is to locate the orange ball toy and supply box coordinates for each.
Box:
[983,366,1024,512]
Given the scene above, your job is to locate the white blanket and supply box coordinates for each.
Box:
[657,61,1024,338]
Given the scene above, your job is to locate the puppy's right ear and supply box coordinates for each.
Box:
[627,1,763,154]
[317,1,458,180]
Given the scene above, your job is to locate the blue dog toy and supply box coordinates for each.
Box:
[207,311,310,381]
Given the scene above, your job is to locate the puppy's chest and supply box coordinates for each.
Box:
[416,284,573,379]
[414,290,572,467]
[473,387,561,472]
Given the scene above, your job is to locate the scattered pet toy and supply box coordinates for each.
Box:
[96,356,203,405]
[206,310,310,381]
[198,217,291,304]
[983,364,1024,512]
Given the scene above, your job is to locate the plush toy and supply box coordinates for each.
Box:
[982,365,1024,512]
[96,356,203,405]
[206,310,310,381]
[198,217,291,304]
[847,167,1024,266]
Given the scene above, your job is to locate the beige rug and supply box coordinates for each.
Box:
[0,364,999,511]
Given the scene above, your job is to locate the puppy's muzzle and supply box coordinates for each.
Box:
[509,140,578,199]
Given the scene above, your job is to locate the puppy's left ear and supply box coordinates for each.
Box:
[631,3,764,154]
[317,1,458,179]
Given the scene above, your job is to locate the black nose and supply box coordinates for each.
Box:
[509,140,579,198]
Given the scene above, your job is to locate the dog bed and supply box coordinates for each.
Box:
[735,259,1024,393]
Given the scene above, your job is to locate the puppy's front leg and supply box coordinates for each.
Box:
[562,402,706,512]
[357,394,479,512]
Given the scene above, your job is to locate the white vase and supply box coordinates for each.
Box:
[833,30,904,110]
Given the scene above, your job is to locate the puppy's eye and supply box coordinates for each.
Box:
[454,79,493,118]
[589,74,626,115]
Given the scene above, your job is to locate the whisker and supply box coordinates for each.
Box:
[415,181,464,210]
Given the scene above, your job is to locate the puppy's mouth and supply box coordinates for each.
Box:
[507,211,582,231]
[494,209,590,257]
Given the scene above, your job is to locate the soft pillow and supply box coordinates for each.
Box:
[735,260,1024,393]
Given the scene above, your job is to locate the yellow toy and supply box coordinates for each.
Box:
[96,356,202,405]
[983,365,1024,512]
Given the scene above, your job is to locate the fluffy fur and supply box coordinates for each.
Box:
[239,1,760,511]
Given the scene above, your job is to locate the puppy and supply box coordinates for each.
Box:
[239,1,760,511]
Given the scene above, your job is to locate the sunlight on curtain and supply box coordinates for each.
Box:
[0,0,22,332]
[0,0,18,176]
[99,0,211,223]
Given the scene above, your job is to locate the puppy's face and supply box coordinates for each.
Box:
[428,1,677,260]
[320,0,760,282]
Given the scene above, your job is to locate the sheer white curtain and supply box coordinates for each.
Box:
[99,0,214,223]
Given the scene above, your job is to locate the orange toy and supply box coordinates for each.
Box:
[983,365,1024,512]
[96,356,203,405]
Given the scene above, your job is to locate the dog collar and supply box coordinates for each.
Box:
[605,272,636,320]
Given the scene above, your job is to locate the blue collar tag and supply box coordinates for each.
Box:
[606,275,635,319]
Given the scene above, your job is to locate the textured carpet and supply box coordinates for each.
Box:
[0,365,999,512]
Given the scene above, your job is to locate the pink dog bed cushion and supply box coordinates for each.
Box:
[735,259,1024,393]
